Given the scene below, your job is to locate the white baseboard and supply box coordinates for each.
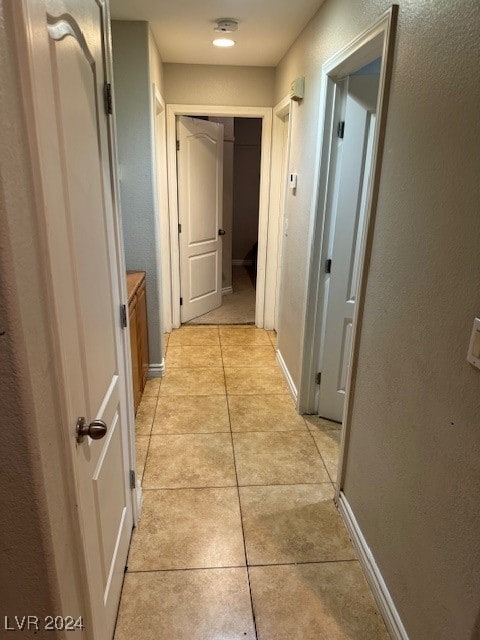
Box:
[148,359,165,377]
[276,349,298,402]
[232,259,253,266]
[337,492,409,640]
[222,286,233,295]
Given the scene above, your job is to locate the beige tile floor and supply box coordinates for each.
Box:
[115,325,390,640]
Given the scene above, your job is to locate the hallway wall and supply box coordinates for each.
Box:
[112,21,164,368]
[164,63,275,107]
[274,1,480,638]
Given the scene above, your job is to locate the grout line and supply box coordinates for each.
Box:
[247,558,358,569]
[117,387,161,637]
[148,428,310,436]
[124,558,358,575]
[142,485,238,491]
[221,343,259,640]
[305,417,337,488]
[138,389,161,484]
[126,565,246,574]
[141,481,334,492]
[150,430,233,436]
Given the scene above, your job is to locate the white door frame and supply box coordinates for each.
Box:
[166,104,273,328]
[152,86,172,342]
[297,7,398,493]
[10,0,138,634]
[264,95,292,330]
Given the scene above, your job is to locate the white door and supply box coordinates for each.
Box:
[27,1,133,637]
[177,116,224,322]
[318,76,379,422]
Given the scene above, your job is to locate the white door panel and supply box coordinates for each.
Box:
[177,116,223,322]
[43,2,133,637]
[318,75,378,422]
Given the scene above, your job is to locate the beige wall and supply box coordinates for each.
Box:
[275,1,480,638]
[164,63,275,107]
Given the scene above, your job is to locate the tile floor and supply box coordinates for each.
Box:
[115,325,389,640]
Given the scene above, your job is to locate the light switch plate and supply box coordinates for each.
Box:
[467,317,480,370]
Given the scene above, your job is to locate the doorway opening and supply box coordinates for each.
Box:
[183,116,263,326]
[297,8,397,505]
[165,105,273,330]
[316,63,381,423]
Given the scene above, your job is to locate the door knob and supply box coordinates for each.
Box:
[76,417,107,444]
[218,229,226,236]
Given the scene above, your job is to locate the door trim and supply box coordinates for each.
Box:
[297,6,398,501]
[166,104,273,328]
[264,95,292,331]
[151,85,171,345]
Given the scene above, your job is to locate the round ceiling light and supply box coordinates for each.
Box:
[212,37,235,47]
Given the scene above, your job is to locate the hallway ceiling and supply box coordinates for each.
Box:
[109,0,324,67]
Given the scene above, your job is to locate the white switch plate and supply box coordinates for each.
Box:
[467,317,480,370]
[289,173,297,190]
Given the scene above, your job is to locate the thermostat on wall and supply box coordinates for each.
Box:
[290,76,305,101]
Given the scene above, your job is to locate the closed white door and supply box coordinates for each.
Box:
[318,76,378,422]
[177,116,224,322]
[38,1,133,637]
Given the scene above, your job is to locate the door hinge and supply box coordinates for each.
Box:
[178,223,182,233]
[337,121,345,138]
[316,372,322,385]
[120,304,128,329]
[104,82,113,115]
[180,297,183,306]
[176,139,180,151]
[325,258,332,274]
[129,469,136,490]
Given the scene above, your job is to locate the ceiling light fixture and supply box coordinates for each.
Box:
[212,37,235,47]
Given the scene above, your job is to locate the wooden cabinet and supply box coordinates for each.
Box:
[136,281,149,391]
[127,272,149,413]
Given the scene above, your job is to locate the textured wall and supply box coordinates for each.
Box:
[164,63,275,107]
[112,21,163,366]
[275,1,480,638]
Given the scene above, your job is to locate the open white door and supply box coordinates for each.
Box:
[177,116,224,322]
[17,1,134,637]
[318,76,379,422]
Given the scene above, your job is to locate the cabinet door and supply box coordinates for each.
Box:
[129,302,141,412]
[136,282,149,390]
